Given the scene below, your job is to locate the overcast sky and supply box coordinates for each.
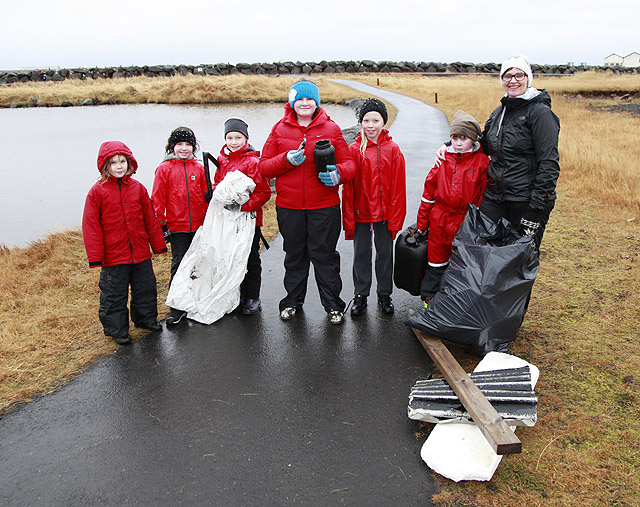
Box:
[1,0,638,70]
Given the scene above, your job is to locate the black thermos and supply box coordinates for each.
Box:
[313,140,336,173]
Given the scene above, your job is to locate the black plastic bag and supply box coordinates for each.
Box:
[406,205,539,356]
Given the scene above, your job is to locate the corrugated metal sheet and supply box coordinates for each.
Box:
[408,366,538,426]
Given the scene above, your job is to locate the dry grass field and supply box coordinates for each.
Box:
[1,72,639,506]
[0,74,361,106]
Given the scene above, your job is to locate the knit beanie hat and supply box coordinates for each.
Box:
[449,110,482,141]
[500,54,533,86]
[224,118,249,139]
[289,81,320,108]
[358,97,388,124]
[166,127,197,153]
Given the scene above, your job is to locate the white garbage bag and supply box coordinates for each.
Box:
[166,171,257,324]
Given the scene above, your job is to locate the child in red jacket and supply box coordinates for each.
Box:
[417,110,489,303]
[82,141,167,345]
[342,98,406,316]
[152,127,210,325]
[259,80,356,325]
[215,118,271,315]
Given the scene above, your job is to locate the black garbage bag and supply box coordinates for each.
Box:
[406,205,539,356]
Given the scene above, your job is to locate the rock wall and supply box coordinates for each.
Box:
[1,60,639,84]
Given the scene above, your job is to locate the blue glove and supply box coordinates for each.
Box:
[286,146,306,166]
[318,165,340,186]
[286,149,305,166]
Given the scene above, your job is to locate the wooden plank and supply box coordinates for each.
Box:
[411,327,522,455]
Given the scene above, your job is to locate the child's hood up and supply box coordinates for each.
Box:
[97,141,138,173]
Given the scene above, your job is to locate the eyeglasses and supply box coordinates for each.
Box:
[502,72,527,82]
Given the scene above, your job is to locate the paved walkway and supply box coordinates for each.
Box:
[0,82,450,506]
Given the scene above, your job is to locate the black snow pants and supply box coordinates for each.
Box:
[240,226,263,301]
[276,205,345,313]
[169,231,197,286]
[98,259,158,340]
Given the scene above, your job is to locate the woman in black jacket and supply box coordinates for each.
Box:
[479,54,560,251]
[436,54,560,251]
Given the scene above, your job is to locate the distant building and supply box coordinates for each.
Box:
[604,53,623,65]
[604,52,640,67]
[624,52,640,67]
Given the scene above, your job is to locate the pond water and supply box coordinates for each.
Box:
[0,103,358,248]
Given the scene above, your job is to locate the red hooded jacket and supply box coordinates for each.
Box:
[151,155,209,233]
[342,130,406,238]
[82,141,167,268]
[215,142,271,226]
[259,104,355,210]
[417,145,489,264]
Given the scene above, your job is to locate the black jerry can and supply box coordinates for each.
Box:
[393,224,428,296]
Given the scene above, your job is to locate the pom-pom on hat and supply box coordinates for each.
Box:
[500,54,533,86]
[289,81,320,108]
[224,118,249,139]
[167,127,197,153]
[449,110,482,141]
[358,97,388,124]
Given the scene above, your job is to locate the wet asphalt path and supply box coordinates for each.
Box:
[0,82,449,506]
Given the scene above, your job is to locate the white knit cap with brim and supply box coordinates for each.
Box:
[500,54,533,86]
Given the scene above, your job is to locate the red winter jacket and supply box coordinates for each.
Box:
[215,143,271,226]
[417,145,489,265]
[259,104,355,210]
[82,141,167,268]
[151,155,209,233]
[342,130,406,238]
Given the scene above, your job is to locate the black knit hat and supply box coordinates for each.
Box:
[166,127,197,153]
[224,118,249,139]
[358,98,388,124]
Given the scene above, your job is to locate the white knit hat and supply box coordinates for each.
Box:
[500,54,533,86]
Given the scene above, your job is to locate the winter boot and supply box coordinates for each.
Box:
[377,295,394,315]
[242,299,262,315]
[350,295,367,317]
[113,334,132,345]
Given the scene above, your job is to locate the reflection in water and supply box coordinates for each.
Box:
[0,103,356,248]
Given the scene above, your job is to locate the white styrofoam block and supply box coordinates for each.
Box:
[421,423,508,482]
